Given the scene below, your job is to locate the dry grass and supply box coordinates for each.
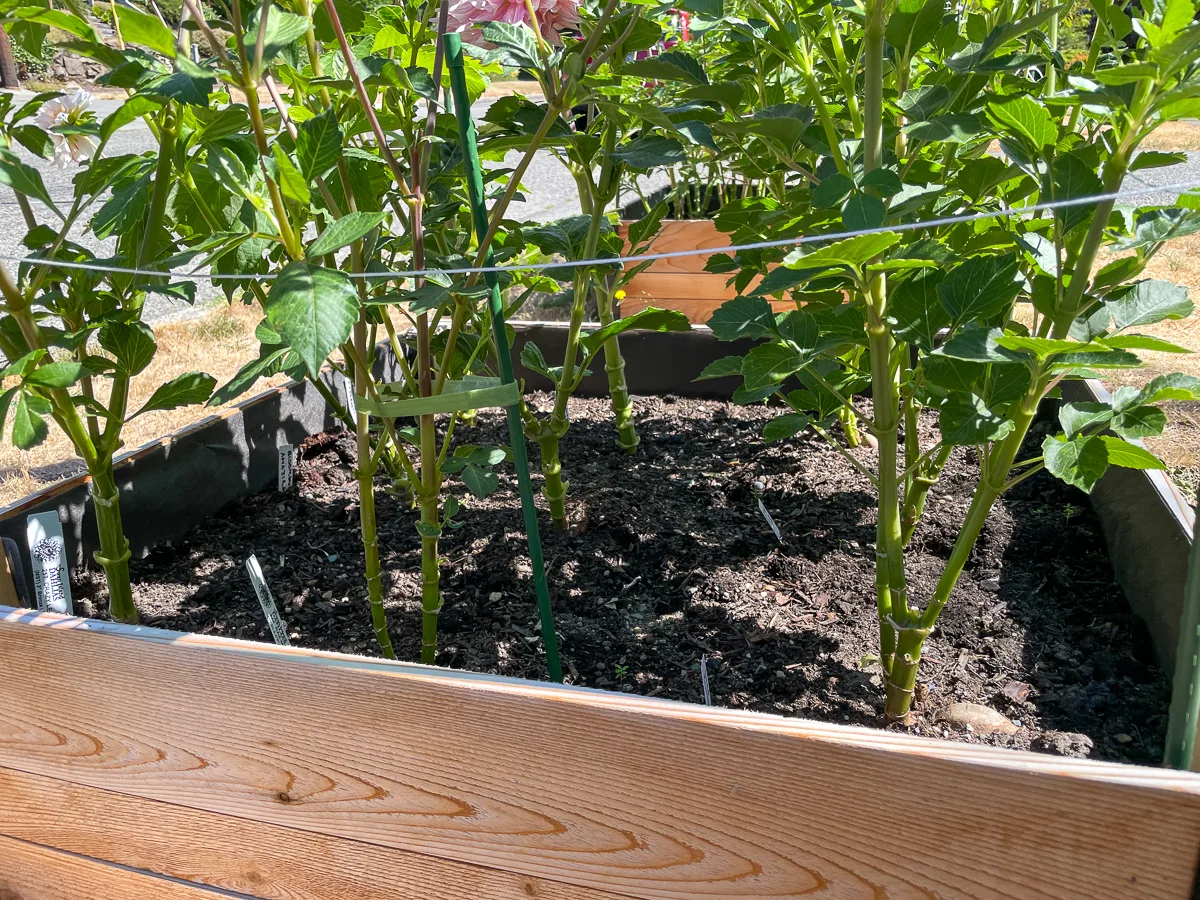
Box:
[0,302,288,507]
[1138,121,1200,152]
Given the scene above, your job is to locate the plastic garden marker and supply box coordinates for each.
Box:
[245,554,289,646]
[445,31,562,683]
[26,511,70,615]
[277,444,294,492]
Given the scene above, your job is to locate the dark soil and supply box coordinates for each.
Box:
[76,394,1170,764]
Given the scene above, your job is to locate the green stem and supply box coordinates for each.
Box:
[91,465,135,623]
[900,443,952,545]
[597,278,638,452]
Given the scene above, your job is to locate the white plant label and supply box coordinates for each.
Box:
[700,654,713,706]
[245,554,290,646]
[757,497,784,544]
[26,511,71,614]
[344,375,358,420]
[277,443,294,491]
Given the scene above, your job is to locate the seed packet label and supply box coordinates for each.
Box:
[27,511,71,615]
[344,376,358,420]
[277,444,294,491]
[245,554,289,646]
[757,497,784,544]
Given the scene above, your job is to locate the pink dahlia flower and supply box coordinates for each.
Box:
[448,0,578,45]
[36,85,97,168]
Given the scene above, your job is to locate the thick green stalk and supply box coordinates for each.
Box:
[353,314,397,660]
[90,465,135,623]
[838,406,861,448]
[900,443,952,545]
[597,279,638,452]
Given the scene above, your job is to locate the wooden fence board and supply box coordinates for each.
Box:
[0,766,628,900]
[2,608,1200,900]
[0,834,220,899]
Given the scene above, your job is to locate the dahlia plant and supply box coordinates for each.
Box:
[0,65,218,623]
[703,0,1200,719]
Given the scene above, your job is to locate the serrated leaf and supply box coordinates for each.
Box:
[1111,405,1168,439]
[987,95,1057,151]
[209,347,290,406]
[1043,434,1108,492]
[1051,152,1104,235]
[480,21,541,68]
[246,10,312,67]
[99,321,157,377]
[939,393,1015,444]
[707,295,776,341]
[579,307,690,356]
[296,107,343,184]
[812,173,854,208]
[938,253,1022,323]
[903,113,985,143]
[742,343,805,389]
[113,3,176,56]
[779,232,902,276]
[695,355,744,381]
[307,211,388,258]
[1106,279,1192,331]
[1135,372,1200,404]
[0,152,60,216]
[143,58,215,106]
[842,193,886,231]
[763,413,811,442]
[889,270,948,350]
[11,391,50,450]
[100,95,163,142]
[134,372,217,417]
[272,144,311,206]
[266,261,359,378]
[1099,435,1165,469]
[461,464,500,498]
[622,50,708,85]
[1131,150,1188,171]
[611,135,687,170]
[1059,401,1112,437]
[25,361,90,389]
[774,310,818,349]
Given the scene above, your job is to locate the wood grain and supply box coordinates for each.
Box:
[0,766,628,900]
[2,608,1200,900]
[0,834,219,900]
[619,286,792,322]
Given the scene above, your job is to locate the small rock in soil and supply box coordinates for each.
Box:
[934,702,1019,735]
[1032,731,1095,758]
[1114,733,1134,744]
[1001,681,1032,704]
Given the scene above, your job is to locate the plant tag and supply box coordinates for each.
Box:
[26,511,71,614]
[245,554,289,646]
[700,654,713,706]
[277,443,294,491]
[344,376,358,420]
[757,497,784,544]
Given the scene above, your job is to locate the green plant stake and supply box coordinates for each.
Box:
[445,31,562,683]
[1165,501,1200,769]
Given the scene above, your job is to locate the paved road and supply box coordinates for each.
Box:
[0,92,658,322]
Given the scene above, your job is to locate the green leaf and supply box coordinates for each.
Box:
[25,361,90,389]
[1105,280,1192,331]
[1059,401,1112,437]
[885,0,945,58]
[113,3,176,56]
[307,211,388,258]
[100,95,163,142]
[461,464,500,499]
[1051,152,1104,235]
[99,321,157,376]
[903,113,985,143]
[196,106,253,144]
[889,270,947,351]
[209,347,291,406]
[939,393,1015,444]
[11,391,50,450]
[935,325,1026,363]
[247,10,312,67]
[296,107,343,184]
[1135,372,1200,405]
[143,58,215,105]
[266,261,359,378]
[133,372,217,417]
[741,343,805,389]
[674,119,717,149]
[480,21,541,68]
[1102,334,1191,353]
[0,152,60,216]
[622,51,708,85]
[1043,434,1109,492]
[994,335,1110,359]
[842,193,887,231]
[611,135,687,170]
[272,144,311,206]
[1099,435,1165,469]
[781,232,902,272]
[775,310,818,349]
[1111,405,1168,439]
[579,307,690,356]
[1131,150,1188,171]
[207,146,250,197]
[763,413,811,442]
[519,340,552,379]
[20,8,97,41]
[812,173,854,208]
[937,253,1022,323]
[695,355,745,381]
[707,295,777,341]
[987,96,1057,151]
